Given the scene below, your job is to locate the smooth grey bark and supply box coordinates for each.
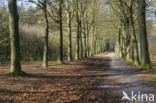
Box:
[86,22,90,57]
[79,21,83,59]
[138,0,151,67]
[67,12,73,61]
[83,22,87,58]
[65,0,74,61]
[129,0,139,65]
[42,0,49,68]
[75,1,80,60]
[90,24,95,56]
[57,0,64,64]
[117,27,121,55]
[8,0,23,74]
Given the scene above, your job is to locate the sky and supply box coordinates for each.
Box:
[17,0,37,10]
[0,0,36,10]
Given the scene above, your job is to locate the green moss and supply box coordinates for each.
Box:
[152,77,156,82]
[134,62,139,66]
[57,59,63,64]
[140,64,151,70]
[129,59,134,63]
[123,58,126,61]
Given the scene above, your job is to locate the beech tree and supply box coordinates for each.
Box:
[48,0,64,64]
[57,0,64,64]
[5,0,153,72]
[107,0,151,69]
[138,0,151,69]
[75,0,80,60]
[29,0,49,68]
[8,0,23,74]
[65,0,75,61]
[108,0,138,63]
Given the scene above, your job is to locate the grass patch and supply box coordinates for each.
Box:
[134,62,139,67]
[57,59,64,64]
[140,64,151,70]
[129,59,134,63]
[152,77,156,82]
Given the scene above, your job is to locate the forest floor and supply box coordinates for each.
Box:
[0,52,156,103]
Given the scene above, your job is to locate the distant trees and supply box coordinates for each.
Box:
[47,0,106,63]
[73,0,105,59]
[0,7,10,65]
[108,0,135,60]
[108,0,151,69]
[65,0,75,61]
[0,0,152,73]
[48,0,64,64]
[29,0,49,68]
[8,0,23,74]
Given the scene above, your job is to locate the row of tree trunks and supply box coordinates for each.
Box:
[115,0,151,69]
[8,0,152,75]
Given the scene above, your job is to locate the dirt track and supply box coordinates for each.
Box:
[0,53,156,103]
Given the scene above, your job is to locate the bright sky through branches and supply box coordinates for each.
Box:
[0,0,36,10]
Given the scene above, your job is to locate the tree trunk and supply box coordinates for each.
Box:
[120,27,124,58]
[91,25,95,56]
[42,0,49,68]
[130,15,139,65]
[79,21,83,59]
[8,0,23,75]
[84,22,87,58]
[67,13,73,61]
[129,1,139,65]
[138,0,151,69]
[116,27,121,56]
[57,0,64,64]
[75,1,80,60]
[86,22,90,57]
[154,0,156,15]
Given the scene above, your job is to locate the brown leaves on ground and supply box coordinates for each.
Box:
[0,53,156,103]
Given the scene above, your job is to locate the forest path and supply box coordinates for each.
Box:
[97,53,156,103]
[0,52,156,103]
